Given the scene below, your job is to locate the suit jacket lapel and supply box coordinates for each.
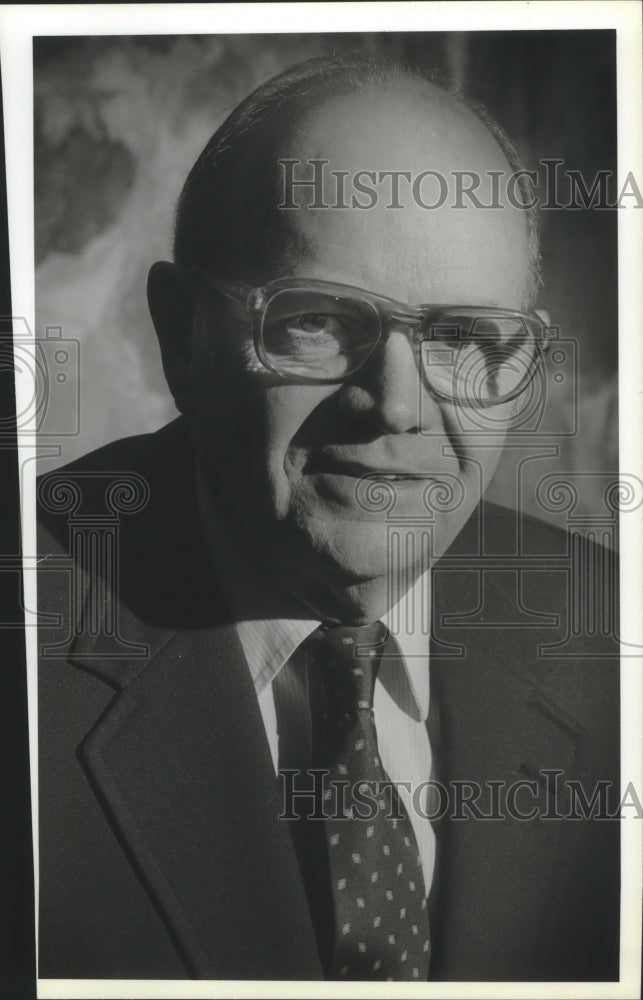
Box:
[75,620,322,979]
[428,541,580,980]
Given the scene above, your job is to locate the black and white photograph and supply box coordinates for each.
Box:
[0,3,641,996]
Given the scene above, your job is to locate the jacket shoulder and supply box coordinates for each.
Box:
[453,502,620,736]
[481,500,576,554]
[37,418,189,550]
[38,417,188,490]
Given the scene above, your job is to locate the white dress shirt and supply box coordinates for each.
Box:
[197,480,436,896]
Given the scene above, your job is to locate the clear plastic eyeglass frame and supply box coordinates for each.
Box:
[193,269,553,408]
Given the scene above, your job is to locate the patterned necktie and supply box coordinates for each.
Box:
[303,621,431,981]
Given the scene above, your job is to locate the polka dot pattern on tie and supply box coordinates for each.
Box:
[308,622,431,981]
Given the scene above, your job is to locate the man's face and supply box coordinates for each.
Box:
[189,84,531,620]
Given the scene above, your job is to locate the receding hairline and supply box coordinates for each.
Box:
[173,55,542,306]
[279,74,519,178]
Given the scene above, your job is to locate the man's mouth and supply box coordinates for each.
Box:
[364,472,426,481]
[305,456,431,482]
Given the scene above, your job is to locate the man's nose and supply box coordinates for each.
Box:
[337,328,442,434]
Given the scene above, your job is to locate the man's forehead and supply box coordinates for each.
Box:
[285,80,509,174]
[273,83,529,306]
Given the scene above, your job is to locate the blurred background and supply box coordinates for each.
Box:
[33,31,618,534]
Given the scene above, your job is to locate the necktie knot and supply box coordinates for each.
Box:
[313,621,389,716]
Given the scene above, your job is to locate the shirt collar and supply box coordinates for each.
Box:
[382,581,430,722]
[196,471,429,721]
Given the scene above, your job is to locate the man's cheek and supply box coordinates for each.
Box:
[441,408,508,490]
[459,448,504,494]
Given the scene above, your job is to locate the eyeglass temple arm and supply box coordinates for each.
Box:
[192,269,252,307]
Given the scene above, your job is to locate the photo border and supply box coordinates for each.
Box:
[0,3,640,998]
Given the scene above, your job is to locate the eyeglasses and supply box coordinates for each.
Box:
[194,271,553,408]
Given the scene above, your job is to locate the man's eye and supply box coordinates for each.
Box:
[297,312,332,334]
[291,313,354,337]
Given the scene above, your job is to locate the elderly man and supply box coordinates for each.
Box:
[37,56,619,982]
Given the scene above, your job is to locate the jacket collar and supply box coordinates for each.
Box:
[65,418,223,689]
[79,618,323,978]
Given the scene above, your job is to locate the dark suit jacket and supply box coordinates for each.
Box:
[37,418,620,981]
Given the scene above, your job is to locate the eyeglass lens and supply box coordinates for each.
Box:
[261,289,381,380]
[260,290,540,404]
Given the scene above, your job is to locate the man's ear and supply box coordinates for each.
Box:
[147,261,199,414]
[534,308,551,327]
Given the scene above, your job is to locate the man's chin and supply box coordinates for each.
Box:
[282,514,428,588]
[277,497,478,601]
[271,514,442,624]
